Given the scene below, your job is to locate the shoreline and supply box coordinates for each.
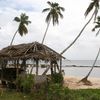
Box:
[64,76,100,89]
[63,66,100,68]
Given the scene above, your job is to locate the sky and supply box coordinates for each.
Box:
[0,0,100,60]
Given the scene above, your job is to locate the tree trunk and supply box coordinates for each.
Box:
[41,19,51,44]
[10,30,18,46]
[60,12,95,55]
[79,48,100,85]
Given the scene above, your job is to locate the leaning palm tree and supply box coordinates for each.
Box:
[42,1,65,44]
[10,13,31,45]
[61,0,99,54]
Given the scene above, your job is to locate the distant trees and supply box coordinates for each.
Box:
[42,1,65,44]
[10,13,31,45]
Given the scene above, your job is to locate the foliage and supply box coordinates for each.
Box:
[47,83,69,100]
[51,72,64,84]
[16,74,34,93]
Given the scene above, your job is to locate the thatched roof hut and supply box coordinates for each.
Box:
[0,42,65,79]
[0,41,64,61]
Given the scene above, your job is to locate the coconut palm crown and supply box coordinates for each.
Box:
[43,1,65,25]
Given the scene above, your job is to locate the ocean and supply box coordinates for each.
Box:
[26,60,100,78]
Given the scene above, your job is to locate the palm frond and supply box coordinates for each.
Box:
[85,1,95,17]
[94,7,99,21]
[23,25,28,34]
[47,1,52,6]
[96,29,100,36]
[59,7,65,11]
[14,17,20,22]
[46,12,51,23]
[42,8,50,13]
[18,24,28,36]
[97,16,100,21]
[24,21,31,25]
[58,12,63,18]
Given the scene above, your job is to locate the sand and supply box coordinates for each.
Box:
[64,76,100,89]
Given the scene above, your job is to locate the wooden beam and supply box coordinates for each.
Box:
[42,65,51,75]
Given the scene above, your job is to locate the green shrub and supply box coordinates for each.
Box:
[16,74,34,93]
[51,73,63,84]
[88,94,100,100]
[48,84,63,100]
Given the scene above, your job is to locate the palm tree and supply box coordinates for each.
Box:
[10,13,31,45]
[42,1,65,44]
[79,48,100,85]
[61,0,100,55]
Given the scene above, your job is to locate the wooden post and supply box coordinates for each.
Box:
[16,59,19,78]
[30,59,34,74]
[60,58,62,73]
[21,59,26,71]
[36,59,39,75]
[50,60,53,75]
[54,64,56,73]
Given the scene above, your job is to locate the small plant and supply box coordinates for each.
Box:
[51,73,63,85]
[16,74,34,93]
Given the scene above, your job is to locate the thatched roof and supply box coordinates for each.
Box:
[0,41,65,60]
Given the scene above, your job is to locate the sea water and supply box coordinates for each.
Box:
[27,60,100,78]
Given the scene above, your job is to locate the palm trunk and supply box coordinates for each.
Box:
[60,12,95,55]
[10,30,18,46]
[80,48,100,84]
[42,19,51,44]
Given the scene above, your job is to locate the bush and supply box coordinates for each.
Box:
[51,73,63,84]
[16,74,34,93]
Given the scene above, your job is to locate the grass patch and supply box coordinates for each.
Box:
[0,87,100,100]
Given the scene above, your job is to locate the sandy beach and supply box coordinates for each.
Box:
[64,76,100,89]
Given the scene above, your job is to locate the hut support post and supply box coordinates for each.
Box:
[54,64,56,73]
[16,60,19,78]
[36,59,39,75]
[21,59,26,71]
[60,58,62,73]
[50,61,53,75]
